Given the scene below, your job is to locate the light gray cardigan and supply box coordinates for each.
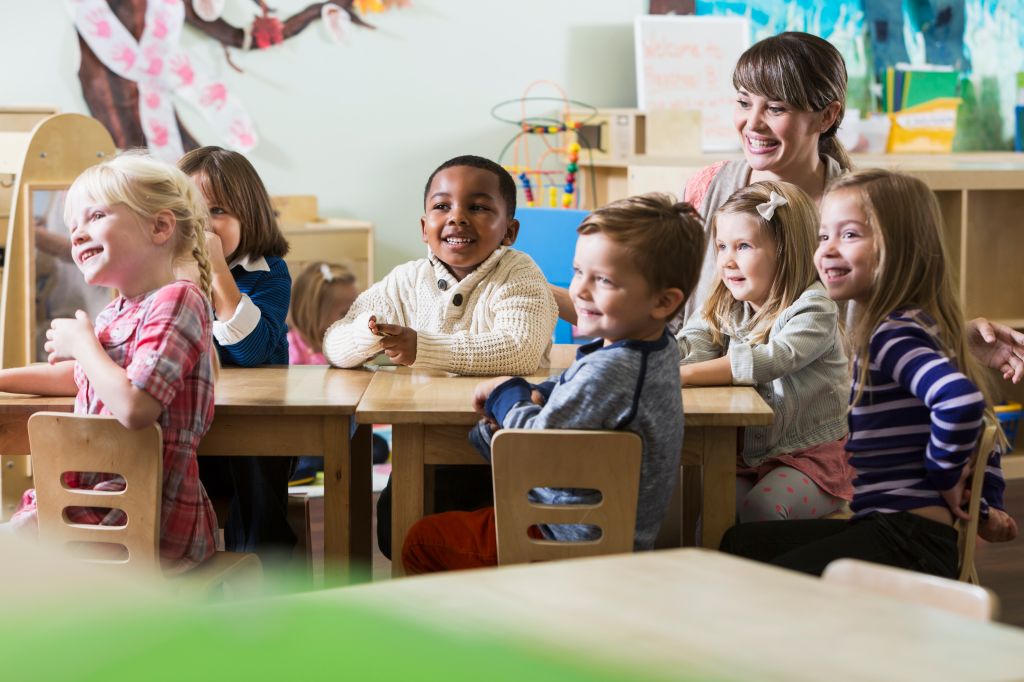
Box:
[676,282,848,467]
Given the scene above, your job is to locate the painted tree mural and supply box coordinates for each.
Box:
[70,0,406,157]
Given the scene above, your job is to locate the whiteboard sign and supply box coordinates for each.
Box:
[635,15,749,152]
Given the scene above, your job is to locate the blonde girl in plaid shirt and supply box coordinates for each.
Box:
[2,152,221,574]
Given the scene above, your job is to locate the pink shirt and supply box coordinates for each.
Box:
[288,328,326,365]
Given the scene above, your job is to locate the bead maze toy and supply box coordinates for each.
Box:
[491,82,599,210]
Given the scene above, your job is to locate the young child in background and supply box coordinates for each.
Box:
[5,152,218,573]
[178,146,294,558]
[676,181,851,522]
[285,261,388,485]
[402,193,705,574]
[720,169,1017,577]
[287,261,359,366]
[323,154,558,558]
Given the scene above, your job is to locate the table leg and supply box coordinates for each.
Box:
[701,426,737,550]
[391,423,424,578]
[681,465,701,546]
[322,415,372,585]
[351,424,373,567]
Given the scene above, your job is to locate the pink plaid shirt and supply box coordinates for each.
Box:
[18,281,218,573]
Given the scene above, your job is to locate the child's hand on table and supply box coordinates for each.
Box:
[472,376,514,418]
[368,315,417,366]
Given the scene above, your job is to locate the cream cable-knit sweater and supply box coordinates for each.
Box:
[322,247,557,376]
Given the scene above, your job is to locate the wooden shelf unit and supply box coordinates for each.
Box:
[280,219,375,288]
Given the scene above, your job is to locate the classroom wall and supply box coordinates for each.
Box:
[0,0,644,279]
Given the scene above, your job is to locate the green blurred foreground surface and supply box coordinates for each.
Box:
[0,593,701,682]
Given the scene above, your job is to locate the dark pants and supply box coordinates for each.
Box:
[719,511,960,579]
[376,465,494,560]
[200,456,297,559]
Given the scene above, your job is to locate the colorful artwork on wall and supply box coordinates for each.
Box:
[66,1,409,160]
[691,0,1024,149]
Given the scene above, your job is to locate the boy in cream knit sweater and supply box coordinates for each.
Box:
[322,155,557,376]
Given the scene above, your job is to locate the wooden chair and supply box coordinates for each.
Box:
[491,429,641,566]
[28,412,262,594]
[823,558,999,622]
[958,421,999,584]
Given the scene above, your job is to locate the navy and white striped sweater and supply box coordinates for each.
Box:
[848,309,1005,517]
[215,255,291,367]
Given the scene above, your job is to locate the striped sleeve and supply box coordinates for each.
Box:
[871,319,985,491]
[215,258,291,366]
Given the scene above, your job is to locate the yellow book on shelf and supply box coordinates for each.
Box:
[887,97,961,153]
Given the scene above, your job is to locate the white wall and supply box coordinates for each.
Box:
[0,0,643,278]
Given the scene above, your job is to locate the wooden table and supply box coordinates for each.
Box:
[0,365,373,583]
[330,548,1024,681]
[356,365,772,576]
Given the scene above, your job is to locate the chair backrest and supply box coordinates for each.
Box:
[28,412,163,575]
[823,558,999,622]
[491,429,641,566]
[958,421,999,583]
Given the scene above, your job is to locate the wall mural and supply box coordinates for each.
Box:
[67,0,409,161]
[687,0,1023,149]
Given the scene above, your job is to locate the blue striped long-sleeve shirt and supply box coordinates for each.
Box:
[213,255,291,366]
[848,309,1005,516]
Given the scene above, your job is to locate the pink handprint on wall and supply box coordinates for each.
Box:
[150,121,170,147]
[151,13,168,39]
[144,56,164,76]
[87,8,112,38]
[200,83,228,110]
[111,44,137,71]
[229,120,255,148]
[169,55,195,86]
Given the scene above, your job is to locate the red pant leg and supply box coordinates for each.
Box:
[402,507,498,574]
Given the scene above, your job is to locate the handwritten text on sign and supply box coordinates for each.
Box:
[635,16,749,152]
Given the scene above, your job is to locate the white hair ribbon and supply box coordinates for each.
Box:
[756,191,788,221]
[320,263,334,282]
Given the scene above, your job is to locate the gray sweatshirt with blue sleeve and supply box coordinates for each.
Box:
[475,330,683,550]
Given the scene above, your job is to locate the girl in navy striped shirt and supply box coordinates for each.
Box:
[720,169,1016,578]
[179,147,296,558]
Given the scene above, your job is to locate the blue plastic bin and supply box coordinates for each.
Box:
[996,402,1022,452]
[513,207,589,344]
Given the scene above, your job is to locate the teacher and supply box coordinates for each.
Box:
[679,31,847,324]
